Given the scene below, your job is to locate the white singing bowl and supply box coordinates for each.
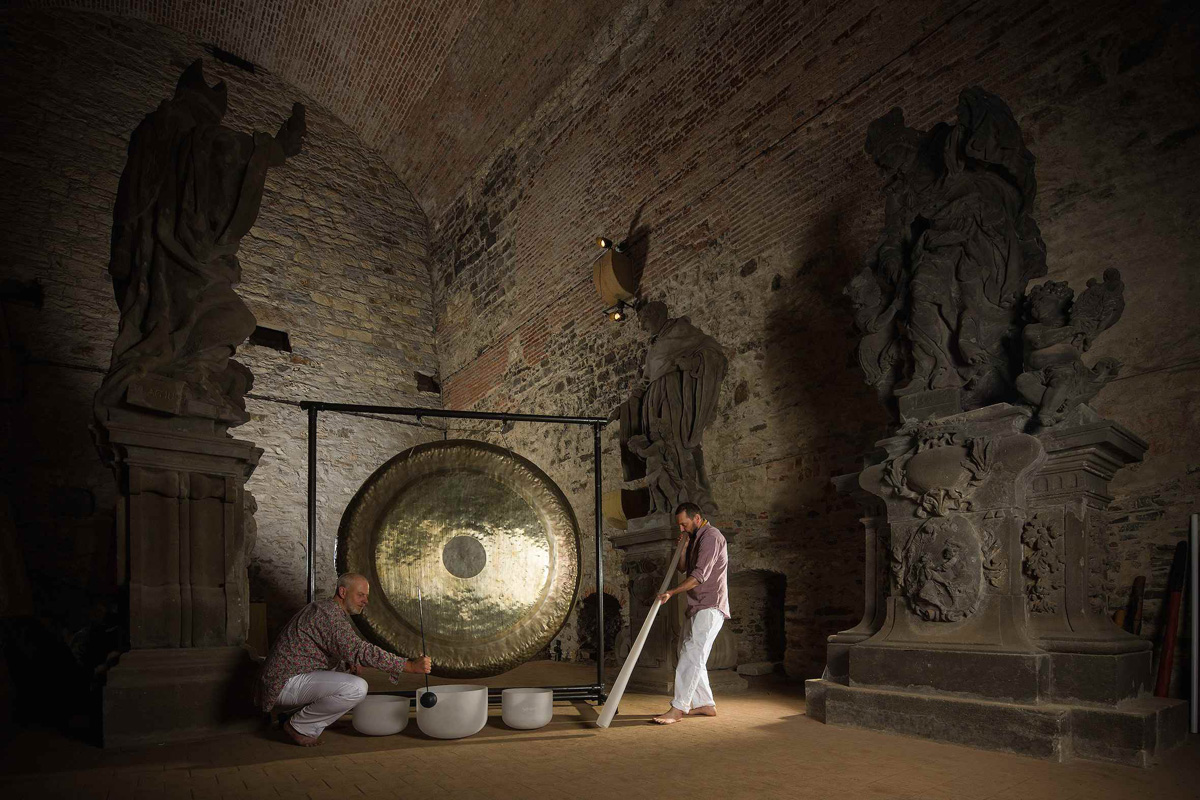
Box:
[351,695,409,736]
[501,688,553,730]
[415,685,489,739]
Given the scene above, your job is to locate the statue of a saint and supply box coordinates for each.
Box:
[853,87,1048,409]
[612,301,727,515]
[95,60,306,430]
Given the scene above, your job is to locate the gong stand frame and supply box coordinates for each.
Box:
[299,401,611,705]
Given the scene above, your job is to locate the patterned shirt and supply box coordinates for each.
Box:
[257,598,408,711]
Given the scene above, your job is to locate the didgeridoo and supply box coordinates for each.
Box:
[596,538,687,729]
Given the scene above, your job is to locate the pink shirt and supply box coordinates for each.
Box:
[257,598,407,711]
[685,523,730,619]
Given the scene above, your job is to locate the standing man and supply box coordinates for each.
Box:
[258,573,431,746]
[653,503,730,725]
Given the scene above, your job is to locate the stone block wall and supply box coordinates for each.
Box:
[427,0,1200,680]
[0,10,442,641]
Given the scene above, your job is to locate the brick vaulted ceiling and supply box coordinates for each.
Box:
[21,0,624,216]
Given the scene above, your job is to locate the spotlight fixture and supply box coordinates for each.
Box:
[604,301,629,322]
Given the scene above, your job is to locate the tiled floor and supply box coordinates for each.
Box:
[1,662,1197,799]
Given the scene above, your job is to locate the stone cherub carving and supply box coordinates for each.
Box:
[95,60,306,430]
[1015,269,1124,425]
[624,433,684,516]
[849,87,1048,409]
[611,301,727,516]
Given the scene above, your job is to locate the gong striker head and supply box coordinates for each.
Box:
[420,691,438,708]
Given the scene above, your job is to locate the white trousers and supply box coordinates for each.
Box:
[671,608,724,712]
[276,670,368,738]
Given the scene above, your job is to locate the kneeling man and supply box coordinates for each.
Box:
[258,572,431,746]
[653,502,730,725]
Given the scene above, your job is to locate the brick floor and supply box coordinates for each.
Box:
[1,663,1197,799]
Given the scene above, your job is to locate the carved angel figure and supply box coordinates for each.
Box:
[1015,269,1124,425]
[624,434,684,516]
[854,87,1047,409]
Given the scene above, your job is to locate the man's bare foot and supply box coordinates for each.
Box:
[687,706,716,717]
[283,719,322,747]
[652,707,685,725]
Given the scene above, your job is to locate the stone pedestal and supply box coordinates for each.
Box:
[103,647,261,749]
[611,515,746,696]
[1027,409,1155,704]
[807,404,1187,766]
[97,419,262,747]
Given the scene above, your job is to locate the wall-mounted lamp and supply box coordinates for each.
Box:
[603,302,629,322]
[593,236,638,322]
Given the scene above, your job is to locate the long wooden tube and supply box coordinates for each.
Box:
[596,539,686,728]
[1189,514,1198,734]
[1155,540,1188,697]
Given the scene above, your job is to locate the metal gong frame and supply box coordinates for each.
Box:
[299,401,611,705]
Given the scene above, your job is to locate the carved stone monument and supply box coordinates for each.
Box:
[609,301,743,693]
[93,61,304,747]
[807,88,1186,766]
[612,300,728,516]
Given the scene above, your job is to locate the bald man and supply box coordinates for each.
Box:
[257,573,431,746]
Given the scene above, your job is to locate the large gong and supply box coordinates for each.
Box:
[337,440,581,677]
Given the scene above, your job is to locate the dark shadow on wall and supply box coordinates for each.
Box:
[620,201,652,292]
[758,202,891,680]
[1,364,120,747]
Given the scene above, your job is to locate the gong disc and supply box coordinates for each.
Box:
[337,440,581,678]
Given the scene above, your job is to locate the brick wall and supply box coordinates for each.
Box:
[15,0,622,219]
[0,10,442,639]
[428,0,1200,680]
[16,0,483,158]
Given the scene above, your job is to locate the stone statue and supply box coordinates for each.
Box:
[851,87,1048,410]
[95,60,306,430]
[811,87,1180,763]
[1015,269,1124,425]
[625,434,684,515]
[612,301,727,515]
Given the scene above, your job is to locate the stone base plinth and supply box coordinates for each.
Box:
[1047,650,1153,705]
[103,646,260,748]
[805,678,1187,767]
[850,645,1051,703]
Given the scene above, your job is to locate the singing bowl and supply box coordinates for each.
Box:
[416,685,488,739]
[338,440,581,678]
[501,688,553,730]
[351,695,409,736]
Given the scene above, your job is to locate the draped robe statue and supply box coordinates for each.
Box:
[848,87,1047,411]
[614,302,727,515]
[94,60,305,430]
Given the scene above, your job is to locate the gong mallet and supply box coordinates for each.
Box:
[596,537,688,729]
[417,586,437,708]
